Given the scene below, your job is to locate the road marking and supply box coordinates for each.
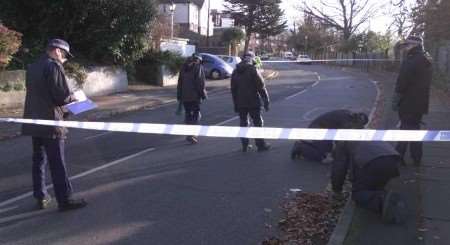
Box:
[215,116,239,126]
[285,80,320,101]
[0,147,156,209]
[84,131,112,140]
[285,89,309,100]
[0,206,18,214]
[0,209,52,225]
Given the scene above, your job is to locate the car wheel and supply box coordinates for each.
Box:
[211,69,221,80]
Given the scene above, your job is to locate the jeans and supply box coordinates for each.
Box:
[183,101,201,125]
[32,137,72,204]
[396,112,423,161]
[352,156,400,213]
[238,108,266,148]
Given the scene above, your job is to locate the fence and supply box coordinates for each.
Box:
[312,52,400,73]
[428,41,450,90]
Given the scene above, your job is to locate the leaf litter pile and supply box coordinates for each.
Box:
[262,191,349,245]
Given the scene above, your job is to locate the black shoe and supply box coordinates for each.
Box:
[413,158,421,166]
[242,144,253,152]
[37,197,52,210]
[257,144,271,152]
[186,136,198,144]
[58,198,87,212]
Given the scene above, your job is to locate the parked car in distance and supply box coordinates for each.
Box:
[200,53,234,80]
[296,54,313,64]
[217,55,242,70]
[283,51,295,60]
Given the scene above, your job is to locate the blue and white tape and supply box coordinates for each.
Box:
[262,58,398,63]
[1,118,449,142]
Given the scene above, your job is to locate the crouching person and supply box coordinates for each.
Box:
[331,141,407,224]
[291,110,368,162]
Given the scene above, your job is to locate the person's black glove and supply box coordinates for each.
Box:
[201,94,207,101]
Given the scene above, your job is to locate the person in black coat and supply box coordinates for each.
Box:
[291,110,369,162]
[392,35,432,166]
[22,39,87,211]
[331,141,406,224]
[177,54,207,144]
[231,51,271,152]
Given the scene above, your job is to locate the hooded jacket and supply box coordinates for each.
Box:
[177,60,206,102]
[395,46,432,115]
[230,61,269,109]
[21,55,75,139]
[331,141,400,192]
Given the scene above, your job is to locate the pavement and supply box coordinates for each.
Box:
[335,67,450,245]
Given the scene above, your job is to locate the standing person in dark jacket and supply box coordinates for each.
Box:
[331,141,406,224]
[22,39,87,211]
[291,110,369,162]
[231,51,271,152]
[177,54,207,144]
[392,35,432,166]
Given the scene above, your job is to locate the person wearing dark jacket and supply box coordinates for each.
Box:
[177,54,207,144]
[392,35,432,166]
[231,51,271,152]
[291,110,369,162]
[22,39,87,211]
[331,141,406,224]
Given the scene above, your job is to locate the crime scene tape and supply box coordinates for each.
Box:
[262,59,398,63]
[1,118,450,142]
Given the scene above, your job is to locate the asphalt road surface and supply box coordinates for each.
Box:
[0,62,377,245]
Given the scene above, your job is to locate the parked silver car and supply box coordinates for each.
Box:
[217,55,242,70]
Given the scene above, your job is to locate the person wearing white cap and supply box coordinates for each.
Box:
[22,38,87,211]
[392,35,433,166]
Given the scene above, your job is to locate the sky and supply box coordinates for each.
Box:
[210,0,416,34]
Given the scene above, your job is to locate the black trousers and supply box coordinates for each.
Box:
[396,112,423,161]
[352,156,400,213]
[238,108,266,148]
[183,101,201,125]
[32,137,72,204]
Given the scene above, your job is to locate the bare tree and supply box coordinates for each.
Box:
[300,0,380,41]
[389,0,413,38]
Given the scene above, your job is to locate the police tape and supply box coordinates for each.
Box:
[262,59,397,63]
[1,118,450,142]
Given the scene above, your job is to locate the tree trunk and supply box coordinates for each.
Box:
[244,33,251,53]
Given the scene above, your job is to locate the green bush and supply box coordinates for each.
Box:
[1,82,12,92]
[13,82,24,91]
[64,62,88,89]
[135,51,184,84]
[0,0,157,66]
[0,24,22,69]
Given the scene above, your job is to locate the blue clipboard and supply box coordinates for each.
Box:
[66,99,97,115]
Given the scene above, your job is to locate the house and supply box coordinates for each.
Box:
[158,0,213,43]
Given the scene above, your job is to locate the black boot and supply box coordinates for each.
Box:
[58,198,87,212]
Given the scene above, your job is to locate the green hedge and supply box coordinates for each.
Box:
[135,51,184,84]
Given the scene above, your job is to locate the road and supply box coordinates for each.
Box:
[0,63,377,245]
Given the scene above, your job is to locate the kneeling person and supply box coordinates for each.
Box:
[291,110,368,162]
[332,141,406,224]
